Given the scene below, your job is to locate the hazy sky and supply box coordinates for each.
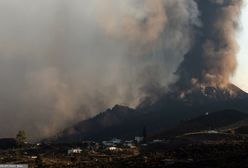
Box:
[0,0,246,139]
[0,0,201,139]
[233,1,248,92]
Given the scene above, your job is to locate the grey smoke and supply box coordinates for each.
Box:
[176,0,243,89]
[0,0,230,140]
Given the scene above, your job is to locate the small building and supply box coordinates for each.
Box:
[107,146,123,152]
[111,138,121,144]
[67,148,82,155]
[207,130,219,134]
[126,143,136,149]
[135,136,143,143]
[102,138,122,146]
[108,147,117,151]
[123,140,134,148]
[30,156,38,159]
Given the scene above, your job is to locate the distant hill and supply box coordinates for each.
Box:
[55,84,248,142]
[55,105,141,142]
[155,109,248,138]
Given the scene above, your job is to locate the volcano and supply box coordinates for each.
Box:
[53,0,247,143]
[55,84,248,142]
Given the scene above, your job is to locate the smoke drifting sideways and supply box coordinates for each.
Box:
[0,0,200,140]
[176,0,243,90]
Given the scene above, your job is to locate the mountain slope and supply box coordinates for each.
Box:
[56,84,248,142]
[155,109,248,138]
[55,105,142,142]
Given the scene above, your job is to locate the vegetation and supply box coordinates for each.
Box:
[16,130,27,147]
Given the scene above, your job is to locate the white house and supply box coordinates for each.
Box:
[135,136,144,143]
[207,130,219,134]
[68,148,82,155]
[126,143,136,149]
[111,138,121,144]
[108,146,117,151]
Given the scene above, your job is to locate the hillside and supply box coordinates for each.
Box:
[155,109,248,138]
[55,84,248,142]
[55,105,142,142]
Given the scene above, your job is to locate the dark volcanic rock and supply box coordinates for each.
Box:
[55,105,142,142]
[156,109,248,138]
[56,84,248,142]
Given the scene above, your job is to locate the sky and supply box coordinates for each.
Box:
[233,1,248,92]
[0,0,246,139]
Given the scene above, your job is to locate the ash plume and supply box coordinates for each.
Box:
[0,0,199,140]
[176,0,243,89]
[0,0,244,140]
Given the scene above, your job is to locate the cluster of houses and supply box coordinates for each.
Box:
[68,148,83,155]
[67,136,165,155]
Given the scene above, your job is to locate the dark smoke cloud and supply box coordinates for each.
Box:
[0,0,243,140]
[176,0,243,89]
[0,0,200,140]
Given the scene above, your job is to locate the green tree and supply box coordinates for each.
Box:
[16,130,27,147]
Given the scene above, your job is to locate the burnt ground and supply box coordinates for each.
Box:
[1,138,248,168]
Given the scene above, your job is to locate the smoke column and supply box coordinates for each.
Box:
[176,0,243,89]
[0,0,199,140]
[0,0,243,140]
